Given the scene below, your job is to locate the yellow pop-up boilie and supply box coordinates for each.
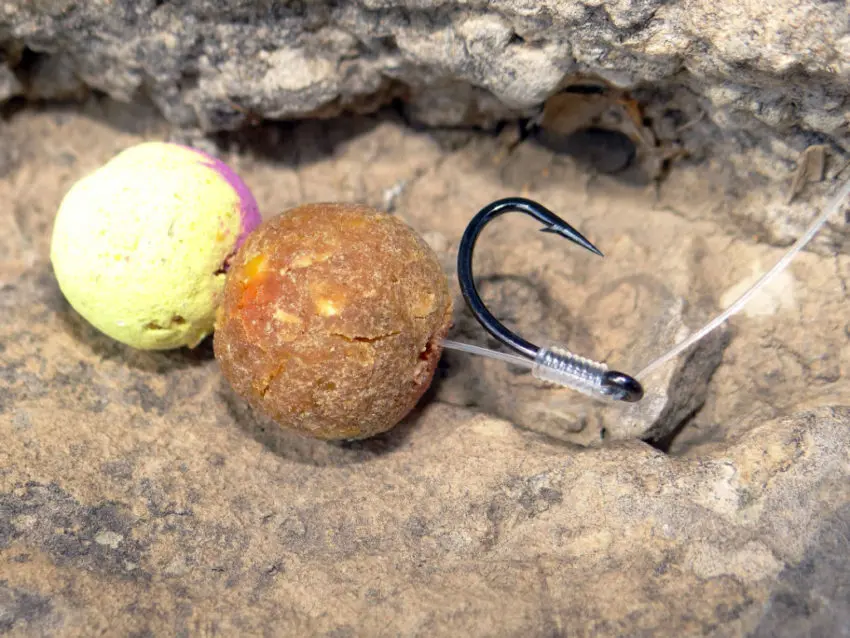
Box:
[50,142,261,350]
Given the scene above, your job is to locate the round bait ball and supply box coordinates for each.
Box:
[50,141,261,350]
[214,203,453,440]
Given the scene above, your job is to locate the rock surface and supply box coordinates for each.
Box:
[1,100,849,635]
[1,1,848,156]
[2,1,849,250]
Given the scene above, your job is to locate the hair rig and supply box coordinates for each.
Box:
[441,197,645,404]
[443,174,850,408]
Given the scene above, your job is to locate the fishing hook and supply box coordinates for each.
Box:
[456,197,644,403]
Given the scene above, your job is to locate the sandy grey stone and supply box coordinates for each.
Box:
[0,1,847,158]
[1,103,849,636]
[1,0,847,251]
[751,505,850,638]
[0,582,57,635]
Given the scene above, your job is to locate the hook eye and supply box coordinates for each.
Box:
[602,371,644,402]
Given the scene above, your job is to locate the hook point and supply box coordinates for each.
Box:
[540,226,604,257]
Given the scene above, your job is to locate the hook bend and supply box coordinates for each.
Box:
[456,197,643,402]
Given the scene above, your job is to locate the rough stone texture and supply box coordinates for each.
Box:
[2,1,849,251]
[1,1,848,155]
[2,100,850,635]
[750,504,850,638]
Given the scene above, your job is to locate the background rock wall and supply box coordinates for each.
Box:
[1,0,848,167]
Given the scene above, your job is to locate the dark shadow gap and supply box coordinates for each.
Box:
[643,405,702,455]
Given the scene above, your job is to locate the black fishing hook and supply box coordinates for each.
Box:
[457,197,644,403]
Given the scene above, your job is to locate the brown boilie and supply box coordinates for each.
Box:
[214,203,453,440]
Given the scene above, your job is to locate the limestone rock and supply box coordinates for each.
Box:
[1,103,849,636]
[2,0,848,249]
[0,1,847,154]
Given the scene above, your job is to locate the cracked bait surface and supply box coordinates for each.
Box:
[214,203,453,440]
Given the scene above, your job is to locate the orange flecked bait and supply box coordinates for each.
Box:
[214,203,453,440]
